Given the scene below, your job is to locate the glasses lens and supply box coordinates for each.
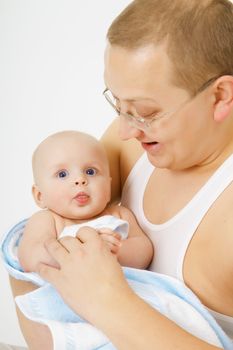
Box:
[103,89,152,131]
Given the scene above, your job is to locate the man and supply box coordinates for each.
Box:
[10,1,233,349]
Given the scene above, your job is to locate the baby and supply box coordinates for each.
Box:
[18,130,153,272]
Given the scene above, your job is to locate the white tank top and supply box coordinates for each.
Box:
[121,152,233,340]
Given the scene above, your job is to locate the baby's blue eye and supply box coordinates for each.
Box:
[85,168,97,176]
[57,170,69,178]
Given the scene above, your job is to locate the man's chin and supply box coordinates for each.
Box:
[146,152,171,170]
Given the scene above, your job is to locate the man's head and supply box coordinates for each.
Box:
[32,131,111,220]
[107,0,233,95]
[104,0,233,170]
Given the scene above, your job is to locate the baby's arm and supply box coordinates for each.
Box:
[106,206,154,269]
[118,206,153,268]
[18,210,59,272]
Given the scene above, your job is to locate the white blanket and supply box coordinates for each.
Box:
[1,218,232,350]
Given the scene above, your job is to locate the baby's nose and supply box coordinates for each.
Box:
[75,178,87,186]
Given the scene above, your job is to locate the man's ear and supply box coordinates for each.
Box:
[213,76,233,122]
[32,184,47,209]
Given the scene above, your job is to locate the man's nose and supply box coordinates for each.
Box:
[118,115,143,141]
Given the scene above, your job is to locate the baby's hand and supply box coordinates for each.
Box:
[98,228,122,255]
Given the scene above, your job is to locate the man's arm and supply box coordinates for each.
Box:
[101,119,143,203]
[101,120,122,203]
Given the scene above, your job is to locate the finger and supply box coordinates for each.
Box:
[113,232,122,240]
[37,262,61,286]
[59,235,82,253]
[109,243,120,255]
[44,238,69,265]
[97,228,113,235]
[76,226,100,243]
[99,233,122,246]
[98,229,122,240]
[103,240,117,253]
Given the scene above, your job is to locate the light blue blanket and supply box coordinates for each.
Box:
[1,219,232,350]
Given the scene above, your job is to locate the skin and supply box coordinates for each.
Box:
[10,44,233,349]
[32,131,112,220]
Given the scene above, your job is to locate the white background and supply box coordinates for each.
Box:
[0,0,131,345]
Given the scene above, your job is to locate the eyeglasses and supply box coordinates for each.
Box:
[103,75,222,131]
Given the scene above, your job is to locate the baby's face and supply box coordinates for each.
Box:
[33,133,111,220]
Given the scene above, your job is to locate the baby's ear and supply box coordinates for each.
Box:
[32,184,47,209]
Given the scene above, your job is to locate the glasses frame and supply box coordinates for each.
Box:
[103,75,224,131]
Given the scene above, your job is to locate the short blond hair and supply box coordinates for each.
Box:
[107,0,233,95]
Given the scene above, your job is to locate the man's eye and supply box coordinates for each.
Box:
[85,168,97,176]
[139,111,159,119]
[57,170,69,178]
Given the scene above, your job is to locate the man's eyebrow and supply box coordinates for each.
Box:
[105,87,141,102]
[111,92,158,104]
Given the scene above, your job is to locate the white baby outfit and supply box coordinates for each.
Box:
[59,215,129,240]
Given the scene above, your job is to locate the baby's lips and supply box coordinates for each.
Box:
[74,192,90,204]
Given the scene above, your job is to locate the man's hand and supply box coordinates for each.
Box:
[36,226,130,324]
